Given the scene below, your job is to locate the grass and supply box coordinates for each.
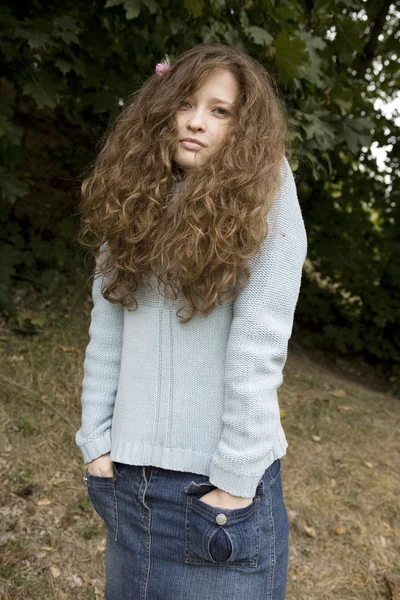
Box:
[0,282,399,599]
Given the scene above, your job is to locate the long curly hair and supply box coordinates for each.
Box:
[77,42,292,324]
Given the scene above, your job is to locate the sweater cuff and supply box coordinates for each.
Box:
[208,428,288,498]
[77,429,112,463]
[208,462,265,499]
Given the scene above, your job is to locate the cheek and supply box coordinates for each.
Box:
[213,124,230,145]
[175,114,183,132]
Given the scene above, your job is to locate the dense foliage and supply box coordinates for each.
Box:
[0,0,399,376]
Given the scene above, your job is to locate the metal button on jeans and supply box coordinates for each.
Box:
[216,513,227,525]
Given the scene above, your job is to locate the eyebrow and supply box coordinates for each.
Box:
[189,95,233,106]
[209,97,233,106]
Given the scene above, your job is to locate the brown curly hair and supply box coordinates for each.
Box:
[77,42,292,324]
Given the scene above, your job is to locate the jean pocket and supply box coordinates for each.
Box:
[268,458,281,485]
[85,467,119,541]
[183,479,264,567]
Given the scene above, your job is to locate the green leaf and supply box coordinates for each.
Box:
[245,26,273,47]
[125,0,142,19]
[52,15,80,44]
[169,17,185,35]
[239,8,249,29]
[184,0,204,18]
[301,112,337,148]
[340,117,374,154]
[105,0,151,19]
[331,84,354,115]
[54,57,85,77]
[0,170,29,204]
[298,30,327,88]
[18,28,51,49]
[275,1,300,21]
[22,78,61,110]
[53,15,79,31]
[54,59,74,75]
[201,21,227,43]
[143,0,159,14]
[274,30,309,85]
[335,17,364,65]
[105,0,125,7]
[17,18,53,49]
[0,117,23,146]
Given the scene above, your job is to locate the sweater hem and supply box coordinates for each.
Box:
[109,425,288,498]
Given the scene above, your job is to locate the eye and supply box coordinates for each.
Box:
[214,107,230,116]
[177,101,230,116]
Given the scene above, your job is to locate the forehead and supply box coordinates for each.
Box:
[191,68,239,102]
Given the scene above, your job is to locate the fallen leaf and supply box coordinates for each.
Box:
[332,524,346,535]
[37,498,52,506]
[7,355,25,362]
[304,525,316,538]
[51,566,60,578]
[68,574,83,587]
[312,435,321,442]
[331,389,347,397]
[59,344,82,354]
[82,573,93,585]
[382,522,396,533]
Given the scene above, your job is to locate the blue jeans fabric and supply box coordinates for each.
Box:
[85,458,289,599]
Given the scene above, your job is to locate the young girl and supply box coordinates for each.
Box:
[75,43,307,600]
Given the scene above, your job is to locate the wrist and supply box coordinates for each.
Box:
[217,489,242,500]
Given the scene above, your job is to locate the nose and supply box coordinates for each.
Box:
[187,108,206,131]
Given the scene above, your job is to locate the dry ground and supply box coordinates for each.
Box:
[0,284,399,600]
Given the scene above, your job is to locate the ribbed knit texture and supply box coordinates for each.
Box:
[75,156,307,498]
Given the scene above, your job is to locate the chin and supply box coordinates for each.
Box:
[175,151,205,170]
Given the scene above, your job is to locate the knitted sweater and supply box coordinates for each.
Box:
[75,156,308,498]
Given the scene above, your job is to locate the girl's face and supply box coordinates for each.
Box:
[174,67,239,170]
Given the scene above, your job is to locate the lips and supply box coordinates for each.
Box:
[180,138,205,148]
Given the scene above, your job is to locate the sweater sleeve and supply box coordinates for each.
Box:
[75,246,124,463]
[208,156,308,498]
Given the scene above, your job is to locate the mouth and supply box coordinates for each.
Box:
[180,138,206,149]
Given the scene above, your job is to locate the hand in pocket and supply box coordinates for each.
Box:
[199,488,254,509]
[86,452,114,477]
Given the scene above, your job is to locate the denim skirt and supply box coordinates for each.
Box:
[84,458,289,600]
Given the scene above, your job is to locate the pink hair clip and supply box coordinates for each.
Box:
[155,54,171,76]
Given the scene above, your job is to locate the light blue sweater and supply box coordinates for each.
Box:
[75,156,308,498]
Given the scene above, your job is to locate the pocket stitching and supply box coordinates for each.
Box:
[184,493,261,567]
[268,458,281,486]
[86,469,119,541]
